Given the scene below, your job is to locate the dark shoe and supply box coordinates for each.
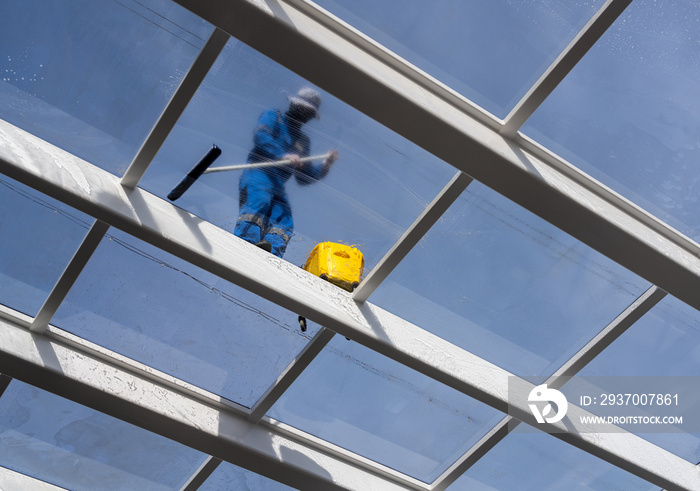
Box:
[254,240,272,253]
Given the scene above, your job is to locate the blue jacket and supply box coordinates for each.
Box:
[246,109,324,187]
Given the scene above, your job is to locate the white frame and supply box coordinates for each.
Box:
[1,0,700,489]
[1,121,699,489]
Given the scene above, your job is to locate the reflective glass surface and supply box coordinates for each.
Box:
[0,379,207,491]
[455,432,656,490]
[53,228,321,408]
[139,38,456,269]
[200,461,294,491]
[524,0,700,242]
[311,0,604,117]
[576,295,700,464]
[269,336,504,483]
[0,0,211,175]
[0,176,90,317]
[371,181,649,377]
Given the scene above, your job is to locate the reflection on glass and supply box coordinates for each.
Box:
[371,181,649,377]
[456,432,656,490]
[524,1,700,242]
[0,380,206,491]
[52,228,320,408]
[139,39,455,269]
[0,0,211,175]
[312,0,603,117]
[0,176,90,317]
[269,336,504,483]
[577,295,700,464]
[200,461,294,491]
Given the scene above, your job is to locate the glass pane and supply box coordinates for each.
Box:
[524,0,700,242]
[52,228,320,408]
[0,379,207,491]
[454,432,656,490]
[269,336,504,483]
[0,175,90,317]
[138,38,456,269]
[0,0,211,175]
[371,181,649,377]
[311,0,604,117]
[576,295,700,464]
[200,461,294,491]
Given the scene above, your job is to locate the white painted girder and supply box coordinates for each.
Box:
[0,120,698,490]
[120,28,229,189]
[0,314,419,491]
[169,0,700,314]
[431,285,669,491]
[0,465,69,491]
[501,0,633,137]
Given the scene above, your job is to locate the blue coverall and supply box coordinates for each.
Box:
[234,109,326,257]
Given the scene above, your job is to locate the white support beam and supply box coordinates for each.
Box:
[0,466,69,491]
[120,28,229,189]
[0,314,421,491]
[353,171,472,303]
[500,0,633,137]
[0,122,697,490]
[431,285,668,491]
[168,0,700,313]
[249,327,335,423]
[179,456,222,491]
[30,220,110,333]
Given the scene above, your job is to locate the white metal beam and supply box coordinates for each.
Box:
[431,285,668,491]
[179,456,222,491]
[168,0,700,314]
[30,220,110,333]
[0,466,69,491]
[500,0,633,137]
[0,313,420,491]
[0,122,697,490]
[120,28,229,189]
[353,172,472,303]
[249,327,335,423]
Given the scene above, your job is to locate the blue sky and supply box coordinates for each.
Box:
[0,0,698,489]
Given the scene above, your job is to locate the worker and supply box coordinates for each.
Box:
[233,87,338,258]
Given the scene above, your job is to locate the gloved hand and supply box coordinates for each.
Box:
[322,150,339,175]
[283,153,303,169]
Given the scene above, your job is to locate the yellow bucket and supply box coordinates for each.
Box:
[303,242,364,292]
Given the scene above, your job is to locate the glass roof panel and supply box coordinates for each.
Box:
[199,461,294,491]
[268,335,504,483]
[454,432,657,490]
[138,38,456,270]
[0,175,90,317]
[575,295,700,464]
[52,227,321,408]
[370,181,650,377]
[0,0,211,176]
[0,379,207,491]
[310,0,604,118]
[524,0,700,242]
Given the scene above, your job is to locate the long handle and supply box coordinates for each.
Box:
[203,153,330,174]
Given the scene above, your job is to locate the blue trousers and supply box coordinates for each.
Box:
[234,169,293,258]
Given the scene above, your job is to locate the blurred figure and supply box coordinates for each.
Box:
[234,87,338,258]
